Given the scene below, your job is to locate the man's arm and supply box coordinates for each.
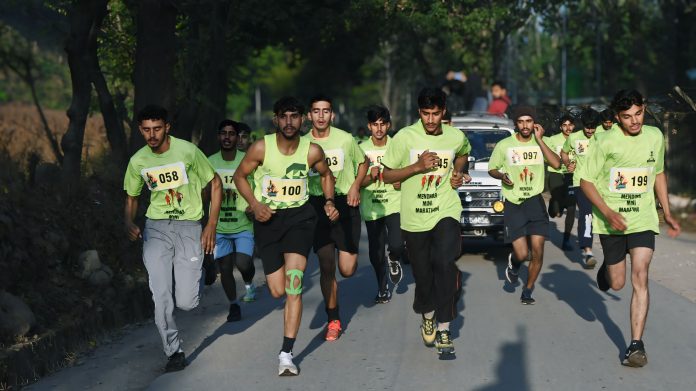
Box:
[580,178,627,232]
[654,172,681,238]
[383,150,439,184]
[309,144,339,221]
[201,174,222,254]
[534,125,561,169]
[124,194,141,240]
[347,155,369,206]
[450,154,472,189]
[488,168,513,186]
[233,140,274,222]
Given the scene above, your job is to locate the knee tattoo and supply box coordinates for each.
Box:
[285,269,304,295]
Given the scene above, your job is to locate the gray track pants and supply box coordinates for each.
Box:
[143,219,203,356]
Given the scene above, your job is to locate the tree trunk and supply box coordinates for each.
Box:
[129,0,178,153]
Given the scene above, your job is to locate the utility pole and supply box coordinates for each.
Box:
[255,86,261,129]
[560,4,568,107]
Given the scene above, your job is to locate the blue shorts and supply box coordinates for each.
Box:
[214,231,254,259]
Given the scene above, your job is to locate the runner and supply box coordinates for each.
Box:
[208,120,256,323]
[578,89,680,367]
[561,109,599,269]
[598,109,615,132]
[123,105,222,372]
[359,105,404,304]
[488,105,562,305]
[236,121,252,152]
[304,94,368,341]
[382,88,471,356]
[233,96,338,376]
[544,114,576,251]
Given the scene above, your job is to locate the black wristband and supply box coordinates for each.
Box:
[325,198,335,205]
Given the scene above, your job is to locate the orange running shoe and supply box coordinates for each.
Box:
[325,320,342,341]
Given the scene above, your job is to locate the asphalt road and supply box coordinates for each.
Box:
[26,217,696,391]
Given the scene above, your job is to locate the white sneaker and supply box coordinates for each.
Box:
[278,351,298,376]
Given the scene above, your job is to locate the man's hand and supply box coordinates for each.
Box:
[369,166,380,182]
[501,173,514,186]
[347,185,361,207]
[533,123,545,140]
[324,202,339,222]
[201,224,216,255]
[251,202,275,222]
[606,209,627,232]
[664,214,681,238]
[451,172,464,189]
[567,161,576,173]
[125,221,142,241]
[393,182,401,190]
[416,150,439,173]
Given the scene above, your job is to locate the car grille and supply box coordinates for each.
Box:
[459,190,501,208]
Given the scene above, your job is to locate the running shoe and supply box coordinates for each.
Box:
[505,253,520,285]
[596,261,610,292]
[374,289,392,304]
[420,315,436,347]
[583,254,597,270]
[520,288,535,305]
[622,340,647,367]
[435,330,455,355]
[165,351,187,372]
[278,351,299,376]
[325,320,342,341]
[388,257,403,286]
[242,284,256,302]
[227,303,241,322]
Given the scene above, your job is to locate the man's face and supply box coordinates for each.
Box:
[237,132,250,151]
[491,85,506,99]
[367,119,390,141]
[139,119,169,149]
[419,106,445,134]
[582,126,596,139]
[308,101,332,131]
[602,120,613,130]
[615,104,644,136]
[218,125,237,151]
[560,120,574,136]
[276,111,303,139]
[515,116,534,138]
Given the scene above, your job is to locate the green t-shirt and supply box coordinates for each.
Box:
[253,134,311,210]
[577,125,665,235]
[208,151,253,234]
[543,133,568,174]
[382,121,471,232]
[359,137,401,221]
[124,136,216,221]
[304,127,366,196]
[562,131,594,187]
[489,134,547,204]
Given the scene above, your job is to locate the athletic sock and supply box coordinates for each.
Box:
[423,311,435,320]
[326,306,340,322]
[437,322,450,331]
[281,337,296,353]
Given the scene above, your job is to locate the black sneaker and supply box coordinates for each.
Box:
[505,253,520,284]
[520,288,535,305]
[227,303,241,322]
[622,340,647,367]
[374,289,392,304]
[388,257,403,286]
[583,254,597,269]
[435,330,455,355]
[165,351,187,372]
[596,261,610,292]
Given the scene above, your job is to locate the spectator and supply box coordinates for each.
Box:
[487,81,511,115]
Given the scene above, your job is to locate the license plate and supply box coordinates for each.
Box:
[461,215,490,225]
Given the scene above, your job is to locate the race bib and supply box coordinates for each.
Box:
[574,139,590,156]
[364,150,385,168]
[216,169,236,190]
[142,162,189,191]
[409,149,455,176]
[261,176,307,203]
[609,167,652,194]
[506,146,543,166]
[310,148,345,176]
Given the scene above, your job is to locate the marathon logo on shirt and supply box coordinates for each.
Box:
[506,146,543,166]
[574,139,590,156]
[142,162,189,191]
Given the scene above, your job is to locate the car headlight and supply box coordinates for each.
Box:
[493,200,504,213]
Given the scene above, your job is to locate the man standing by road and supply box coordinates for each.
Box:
[578,89,681,367]
[304,94,368,341]
[544,114,576,251]
[124,105,222,372]
[382,88,471,356]
[233,97,338,376]
[487,81,511,115]
[359,105,404,304]
[488,105,562,305]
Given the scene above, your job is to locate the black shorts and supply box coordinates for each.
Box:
[503,194,550,243]
[253,202,317,275]
[309,195,361,254]
[599,231,656,266]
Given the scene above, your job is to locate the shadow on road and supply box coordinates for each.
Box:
[540,264,625,357]
[450,272,471,340]
[548,216,583,266]
[473,326,530,391]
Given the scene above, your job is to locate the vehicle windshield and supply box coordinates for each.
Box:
[460,129,510,161]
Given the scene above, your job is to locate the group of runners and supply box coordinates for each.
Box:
[123,87,680,376]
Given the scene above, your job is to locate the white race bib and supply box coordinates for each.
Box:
[574,139,590,156]
[409,149,455,176]
[261,176,307,203]
[609,167,653,194]
[506,146,543,166]
[309,148,345,176]
[364,150,385,168]
[142,162,189,191]
[216,169,236,190]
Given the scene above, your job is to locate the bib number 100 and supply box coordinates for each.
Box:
[282,185,302,196]
[159,171,179,183]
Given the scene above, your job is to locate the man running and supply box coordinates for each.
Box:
[382,87,471,356]
[598,109,615,132]
[544,114,576,251]
[561,109,599,269]
[359,105,404,304]
[124,105,222,372]
[488,105,562,305]
[208,120,256,322]
[304,94,368,341]
[236,121,252,152]
[578,89,680,367]
[233,96,338,376]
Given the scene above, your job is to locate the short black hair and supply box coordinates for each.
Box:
[559,114,574,125]
[599,109,614,122]
[236,122,251,135]
[366,105,391,123]
[491,80,506,89]
[137,104,168,124]
[610,89,644,113]
[218,119,237,131]
[417,87,447,110]
[309,94,333,109]
[273,96,305,116]
[580,109,600,129]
